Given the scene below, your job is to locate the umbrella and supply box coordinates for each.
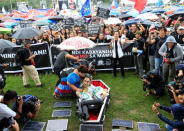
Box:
[0,39,18,48]
[34,19,56,26]
[125,19,142,26]
[141,20,161,28]
[12,27,41,39]
[57,37,96,50]
[12,17,24,21]
[120,14,132,20]
[0,28,12,34]
[152,8,165,14]
[136,13,159,20]
[48,16,64,21]
[169,12,184,20]
[104,18,121,25]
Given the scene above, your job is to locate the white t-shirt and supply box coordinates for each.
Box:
[0,96,16,121]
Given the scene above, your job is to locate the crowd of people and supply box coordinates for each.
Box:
[0,10,183,130]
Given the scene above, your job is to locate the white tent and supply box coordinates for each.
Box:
[120,0,170,5]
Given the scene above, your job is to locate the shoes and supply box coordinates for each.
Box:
[24,84,30,88]
[36,84,44,87]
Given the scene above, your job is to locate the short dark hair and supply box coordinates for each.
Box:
[158,27,167,32]
[77,65,89,73]
[4,90,17,102]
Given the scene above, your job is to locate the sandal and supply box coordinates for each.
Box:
[145,93,150,96]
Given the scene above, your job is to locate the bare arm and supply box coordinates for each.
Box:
[67,81,79,91]
[65,54,79,61]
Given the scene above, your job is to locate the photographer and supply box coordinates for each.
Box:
[152,103,184,131]
[168,77,184,104]
[0,90,22,131]
[142,69,165,97]
[159,36,183,85]
[13,95,41,122]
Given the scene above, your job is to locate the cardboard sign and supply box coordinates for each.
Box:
[52,110,72,117]
[88,24,100,35]
[46,119,68,131]
[97,7,110,19]
[74,19,85,26]
[54,101,72,108]
[19,20,33,28]
[22,121,46,131]
[64,18,74,27]
[80,124,103,131]
[137,122,161,131]
[53,21,64,31]
[112,119,133,129]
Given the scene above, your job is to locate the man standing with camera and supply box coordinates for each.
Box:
[159,36,183,85]
[0,90,23,131]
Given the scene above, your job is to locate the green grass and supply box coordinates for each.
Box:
[4,71,173,131]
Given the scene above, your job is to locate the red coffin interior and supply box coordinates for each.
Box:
[88,81,109,121]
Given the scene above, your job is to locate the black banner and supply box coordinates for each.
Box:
[0,43,51,73]
[50,44,135,70]
[97,7,110,19]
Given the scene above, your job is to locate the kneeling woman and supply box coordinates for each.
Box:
[54,65,89,97]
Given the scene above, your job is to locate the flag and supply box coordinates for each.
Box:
[156,0,163,6]
[111,0,119,10]
[134,0,147,13]
[80,0,91,17]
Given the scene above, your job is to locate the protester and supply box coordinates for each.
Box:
[142,69,165,97]
[173,26,184,45]
[0,55,6,95]
[132,31,145,77]
[54,65,89,98]
[13,95,41,122]
[159,36,183,85]
[18,39,43,88]
[54,50,79,78]
[76,74,107,120]
[152,103,184,131]
[0,90,22,131]
[110,31,125,78]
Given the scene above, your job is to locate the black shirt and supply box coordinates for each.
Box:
[155,36,167,58]
[21,48,32,66]
[53,38,62,45]
[173,33,184,44]
[127,31,136,40]
[134,38,145,51]
[115,40,118,58]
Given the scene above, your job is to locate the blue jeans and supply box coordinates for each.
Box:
[166,124,174,131]
[155,57,163,77]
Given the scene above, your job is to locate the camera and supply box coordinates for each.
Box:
[17,96,21,101]
[141,74,148,80]
[151,32,154,34]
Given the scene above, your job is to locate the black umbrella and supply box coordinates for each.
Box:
[12,27,41,39]
[120,14,132,20]
[48,16,64,21]
[169,12,184,20]
[141,20,161,28]
[0,39,18,49]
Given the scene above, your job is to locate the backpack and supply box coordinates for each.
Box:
[14,48,24,67]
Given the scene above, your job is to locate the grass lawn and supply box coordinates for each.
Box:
[4,71,172,131]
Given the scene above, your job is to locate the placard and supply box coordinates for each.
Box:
[19,20,33,28]
[88,24,100,35]
[137,122,161,131]
[22,121,46,131]
[64,18,74,27]
[52,110,72,117]
[97,7,110,19]
[54,101,72,108]
[52,21,64,31]
[46,119,68,131]
[112,119,133,129]
[74,19,85,26]
[80,124,103,131]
